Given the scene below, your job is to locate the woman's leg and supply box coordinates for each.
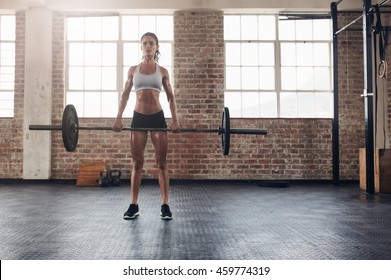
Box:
[130,131,148,204]
[150,131,169,205]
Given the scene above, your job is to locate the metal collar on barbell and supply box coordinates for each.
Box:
[29,104,267,156]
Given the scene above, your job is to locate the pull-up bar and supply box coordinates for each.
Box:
[335,0,390,35]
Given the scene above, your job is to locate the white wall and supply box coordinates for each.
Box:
[23,8,53,179]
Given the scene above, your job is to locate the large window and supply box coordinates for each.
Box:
[66,15,173,118]
[224,15,333,118]
[0,15,16,118]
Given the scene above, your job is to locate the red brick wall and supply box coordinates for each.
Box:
[337,13,366,179]
[1,11,386,181]
[0,12,25,178]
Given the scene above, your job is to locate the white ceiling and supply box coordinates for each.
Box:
[0,0,370,12]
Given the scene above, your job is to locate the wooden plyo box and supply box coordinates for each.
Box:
[359,148,391,193]
[76,161,107,187]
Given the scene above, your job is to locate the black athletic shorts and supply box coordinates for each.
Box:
[130,110,167,129]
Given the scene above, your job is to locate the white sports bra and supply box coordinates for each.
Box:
[133,64,162,92]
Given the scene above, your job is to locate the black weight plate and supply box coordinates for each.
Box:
[221,107,230,155]
[62,104,79,152]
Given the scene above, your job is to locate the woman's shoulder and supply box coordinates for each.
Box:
[128,65,139,75]
[158,64,169,76]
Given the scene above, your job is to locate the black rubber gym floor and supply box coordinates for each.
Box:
[0,180,390,260]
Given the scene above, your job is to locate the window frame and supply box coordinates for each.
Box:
[224,14,333,119]
[0,14,16,118]
[65,14,174,118]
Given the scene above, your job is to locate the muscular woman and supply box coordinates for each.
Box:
[113,32,180,220]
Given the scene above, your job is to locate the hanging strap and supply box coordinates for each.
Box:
[374,5,389,78]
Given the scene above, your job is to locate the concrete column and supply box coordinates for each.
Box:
[23,8,52,179]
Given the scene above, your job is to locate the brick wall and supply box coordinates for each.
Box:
[0,12,24,178]
[337,13,366,179]
[1,11,387,181]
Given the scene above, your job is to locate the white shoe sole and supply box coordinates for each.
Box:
[124,212,139,219]
[160,213,172,220]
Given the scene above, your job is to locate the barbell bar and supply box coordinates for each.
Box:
[29,104,267,155]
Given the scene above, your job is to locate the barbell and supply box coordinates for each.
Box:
[29,104,267,155]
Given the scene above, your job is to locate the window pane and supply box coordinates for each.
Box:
[242,67,259,90]
[66,15,173,118]
[313,19,331,40]
[0,100,13,110]
[68,67,84,90]
[157,16,173,40]
[102,16,118,40]
[259,67,275,90]
[0,91,13,100]
[69,43,84,66]
[315,92,333,117]
[280,43,296,66]
[281,67,297,90]
[242,92,260,117]
[0,69,14,89]
[226,67,241,90]
[298,92,314,118]
[0,66,14,76]
[224,91,242,117]
[241,43,258,66]
[259,16,275,40]
[159,94,171,118]
[226,43,241,66]
[158,43,172,66]
[122,16,139,40]
[85,17,102,40]
[139,16,156,35]
[297,67,314,90]
[1,43,15,66]
[102,43,117,66]
[0,82,13,90]
[279,19,295,40]
[296,20,313,41]
[0,103,13,117]
[124,43,141,66]
[314,43,330,66]
[297,43,313,66]
[84,92,101,117]
[260,92,277,117]
[224,16,240,40]
[225,15,332,119]
[0,66,14,90]
[314,67,331,90]
[85,43,101,66]
[280,92,297,117]
[101,92,118,117]
[259,43,274,66]
[0,90,13,115]
[84,67,101,90]
[67,17,84,41]
[66,91,84,116]
[241,16,258,40]
[1,16,15,40]
[101,67,116,90]
[1,42,15,52]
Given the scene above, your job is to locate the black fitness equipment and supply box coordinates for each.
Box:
[29,104,267,156]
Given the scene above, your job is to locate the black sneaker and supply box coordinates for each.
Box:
[160,204,172,220]
[124,204,139,219]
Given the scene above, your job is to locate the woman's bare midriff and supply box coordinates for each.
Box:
[134,89,162,115]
